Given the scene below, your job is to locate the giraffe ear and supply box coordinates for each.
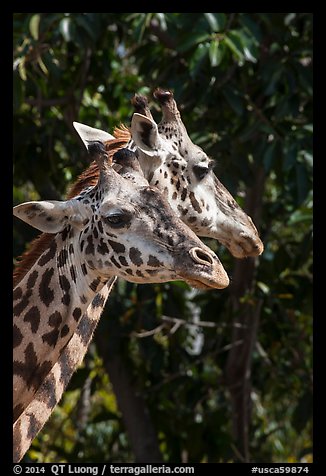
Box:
[73,122,115,151]
[13,200,87,233]
[131,113,165,156]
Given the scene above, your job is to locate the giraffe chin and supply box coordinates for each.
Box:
[184,276,229,291]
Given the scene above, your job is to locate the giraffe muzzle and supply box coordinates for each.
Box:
[183,247,229,290]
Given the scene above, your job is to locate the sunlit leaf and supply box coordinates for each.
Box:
[204,13,226,32]
[209,39,223,67]
[224,31,244,61]
[29,14,40,40]
[18,57,27,81]
[37,56,48,75]
[257,281,270,294]
[59,17,72,42]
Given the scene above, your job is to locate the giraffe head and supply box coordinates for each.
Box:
[13,145,229,290]
[130,89,264,259]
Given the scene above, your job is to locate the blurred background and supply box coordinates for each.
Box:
[13,13,312,463]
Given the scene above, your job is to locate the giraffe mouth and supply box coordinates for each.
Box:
[184,277,228,290]
[185,279,216,290]
[227,235,264,259]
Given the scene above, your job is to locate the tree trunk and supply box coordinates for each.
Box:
[225,166,265,462]
[95,330,163,463]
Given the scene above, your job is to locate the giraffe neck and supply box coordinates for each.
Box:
[13,232,110,421]
[13,279,116,462]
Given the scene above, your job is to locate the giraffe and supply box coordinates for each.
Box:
[75,88,264,259]
[13,89,264,461]
[13,145,229,461]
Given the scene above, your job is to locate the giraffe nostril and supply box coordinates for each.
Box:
[189,247,214,266]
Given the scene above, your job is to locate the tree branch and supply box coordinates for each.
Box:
[149,18,177,50]
[25,97,70,107]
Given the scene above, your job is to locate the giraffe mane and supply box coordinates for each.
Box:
[13,125,131,287]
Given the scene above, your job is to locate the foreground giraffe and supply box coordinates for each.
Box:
[13,89,263,461]
[13,145,228,461]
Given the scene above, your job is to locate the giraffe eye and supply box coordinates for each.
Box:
[193,160,215,180]
[193,165,210,180]
[104,212,131,228]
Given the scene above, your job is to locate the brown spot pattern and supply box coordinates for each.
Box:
[39,268,54,307]
[72,307,82,322]
[129,247,143,266]
[85,235,95,255]
[13,289,32,316]
[97,238,109,255]
[89,277,101,292]
[23,306,41,334]
[119,255,129,267]
[27,413,41,440]
[38,239,57,267]
[189,191,202,213]
[13,287,22,301]
[81,263,88,275]
[108,239,125,254]
[26,270,38,289]
[181,188,187,201]
[59,274,70,292]
[13,343,52,390]
[70,265,77,282]
[60,324,70,337]
[91,293,106,309]
[13,324,23,348]
[57,249,68,267]
[147,255,162,267]
[42,310,63,346]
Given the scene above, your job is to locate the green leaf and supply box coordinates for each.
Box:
[177,32,210,53]
[257,281,270,294]
[284,13,296,26]
[37,56,48,75]
[59,17,72,42]
[204,13,218,31]
[189,43,210,77]
[204,13,226,31]
[243,45,257,63]
[240,15,262,43]
[18,57,27,81]
[156,13,167,31]
[303,124,313,134]
[288,208,312,225]
[224,31,244,61]
[209,39,223,67]
[29,14,40,40]
[223,87,245,116]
